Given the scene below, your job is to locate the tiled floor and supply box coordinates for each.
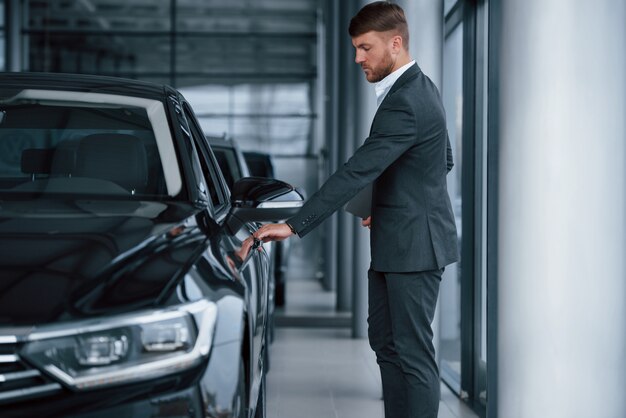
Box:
[266,248,478,418]
[267,327,383,418]
[267,327,478,418]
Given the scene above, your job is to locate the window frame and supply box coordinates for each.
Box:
[181,101,231,220]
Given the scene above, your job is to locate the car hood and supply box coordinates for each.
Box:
[0,199,206,325]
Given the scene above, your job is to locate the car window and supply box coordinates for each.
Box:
[243,152,275,178]
[212,147,243,191]
[182,104,229,213]
[0,100,174,199]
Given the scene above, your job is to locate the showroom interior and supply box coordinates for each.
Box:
[1,0,625,417]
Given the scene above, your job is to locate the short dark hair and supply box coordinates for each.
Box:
[348,1,409,50]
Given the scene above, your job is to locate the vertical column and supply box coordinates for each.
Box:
[170,0,176,87]
[351,217,370,338]
[498,1,626,417]
[335,0,357,313]
[6,0,22,71]
[350,0,378,338]
[322,0,339,292]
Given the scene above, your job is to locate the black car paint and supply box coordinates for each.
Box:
[0,73,289,418]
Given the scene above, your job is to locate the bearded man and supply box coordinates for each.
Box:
[253,2,458,417]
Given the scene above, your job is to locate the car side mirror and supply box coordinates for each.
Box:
[224,177,304,235]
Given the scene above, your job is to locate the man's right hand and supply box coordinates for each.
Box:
[253,223,294,242]
[362,216,372,229]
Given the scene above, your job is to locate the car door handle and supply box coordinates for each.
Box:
[231,237,262,273]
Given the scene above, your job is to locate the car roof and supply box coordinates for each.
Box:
[243,150,271,158]
[0,72,170,101]
[207,137,240,151]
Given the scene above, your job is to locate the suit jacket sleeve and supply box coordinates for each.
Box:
[288,94,419,237]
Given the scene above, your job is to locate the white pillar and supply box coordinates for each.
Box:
[498,1,626,417]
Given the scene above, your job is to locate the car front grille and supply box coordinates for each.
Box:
[0,341,63,405]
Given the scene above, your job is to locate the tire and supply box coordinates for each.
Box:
[254,371,266,418]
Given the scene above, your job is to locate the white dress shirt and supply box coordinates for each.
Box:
[374,60,416,109]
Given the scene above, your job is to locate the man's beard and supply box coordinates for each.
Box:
[364,51,396,83]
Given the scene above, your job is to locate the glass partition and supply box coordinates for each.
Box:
[179,83,312,156]
[23,0,319,160]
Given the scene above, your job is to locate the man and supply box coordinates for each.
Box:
[253,2,457,417]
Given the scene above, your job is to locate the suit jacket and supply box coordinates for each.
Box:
[288,63,458,272]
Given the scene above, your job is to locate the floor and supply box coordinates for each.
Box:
[267,327,477,418]
[266,249,479,418]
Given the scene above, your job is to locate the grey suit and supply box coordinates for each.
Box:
[289,63,457,271]
[288,63,458,418]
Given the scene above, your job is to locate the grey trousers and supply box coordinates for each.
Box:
[367,268,443,418]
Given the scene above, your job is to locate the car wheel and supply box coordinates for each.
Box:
[254,371,266,418]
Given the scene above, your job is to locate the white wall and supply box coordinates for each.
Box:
[498,1,626,416]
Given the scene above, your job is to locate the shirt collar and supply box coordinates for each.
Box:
[374,60,416,109]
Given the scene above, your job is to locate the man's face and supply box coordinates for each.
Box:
[352,31,398,83]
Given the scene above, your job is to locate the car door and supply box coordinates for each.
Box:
[179,100,269,399]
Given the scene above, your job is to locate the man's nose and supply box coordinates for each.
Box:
[355,52,365,64]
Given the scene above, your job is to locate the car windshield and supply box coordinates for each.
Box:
[0,91,181,200]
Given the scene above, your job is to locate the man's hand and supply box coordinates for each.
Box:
[362,216,372,229]
[253,223,294,242]
[234,235,259,262]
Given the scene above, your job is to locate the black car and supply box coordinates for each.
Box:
[242,151,291,308]
[206,137,278,343]
[208,136,252,192]
[242,152,275,180]
[0,73,303,418]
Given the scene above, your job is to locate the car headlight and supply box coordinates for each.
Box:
[20,299,217,391]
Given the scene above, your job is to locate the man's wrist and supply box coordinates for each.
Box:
[285,222,297,235]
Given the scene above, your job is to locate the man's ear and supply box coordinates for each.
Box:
[391,35,403,53]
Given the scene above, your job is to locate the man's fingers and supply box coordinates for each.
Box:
[253,223,292,243]
[254,226,273,241]
[253,226,267,240]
